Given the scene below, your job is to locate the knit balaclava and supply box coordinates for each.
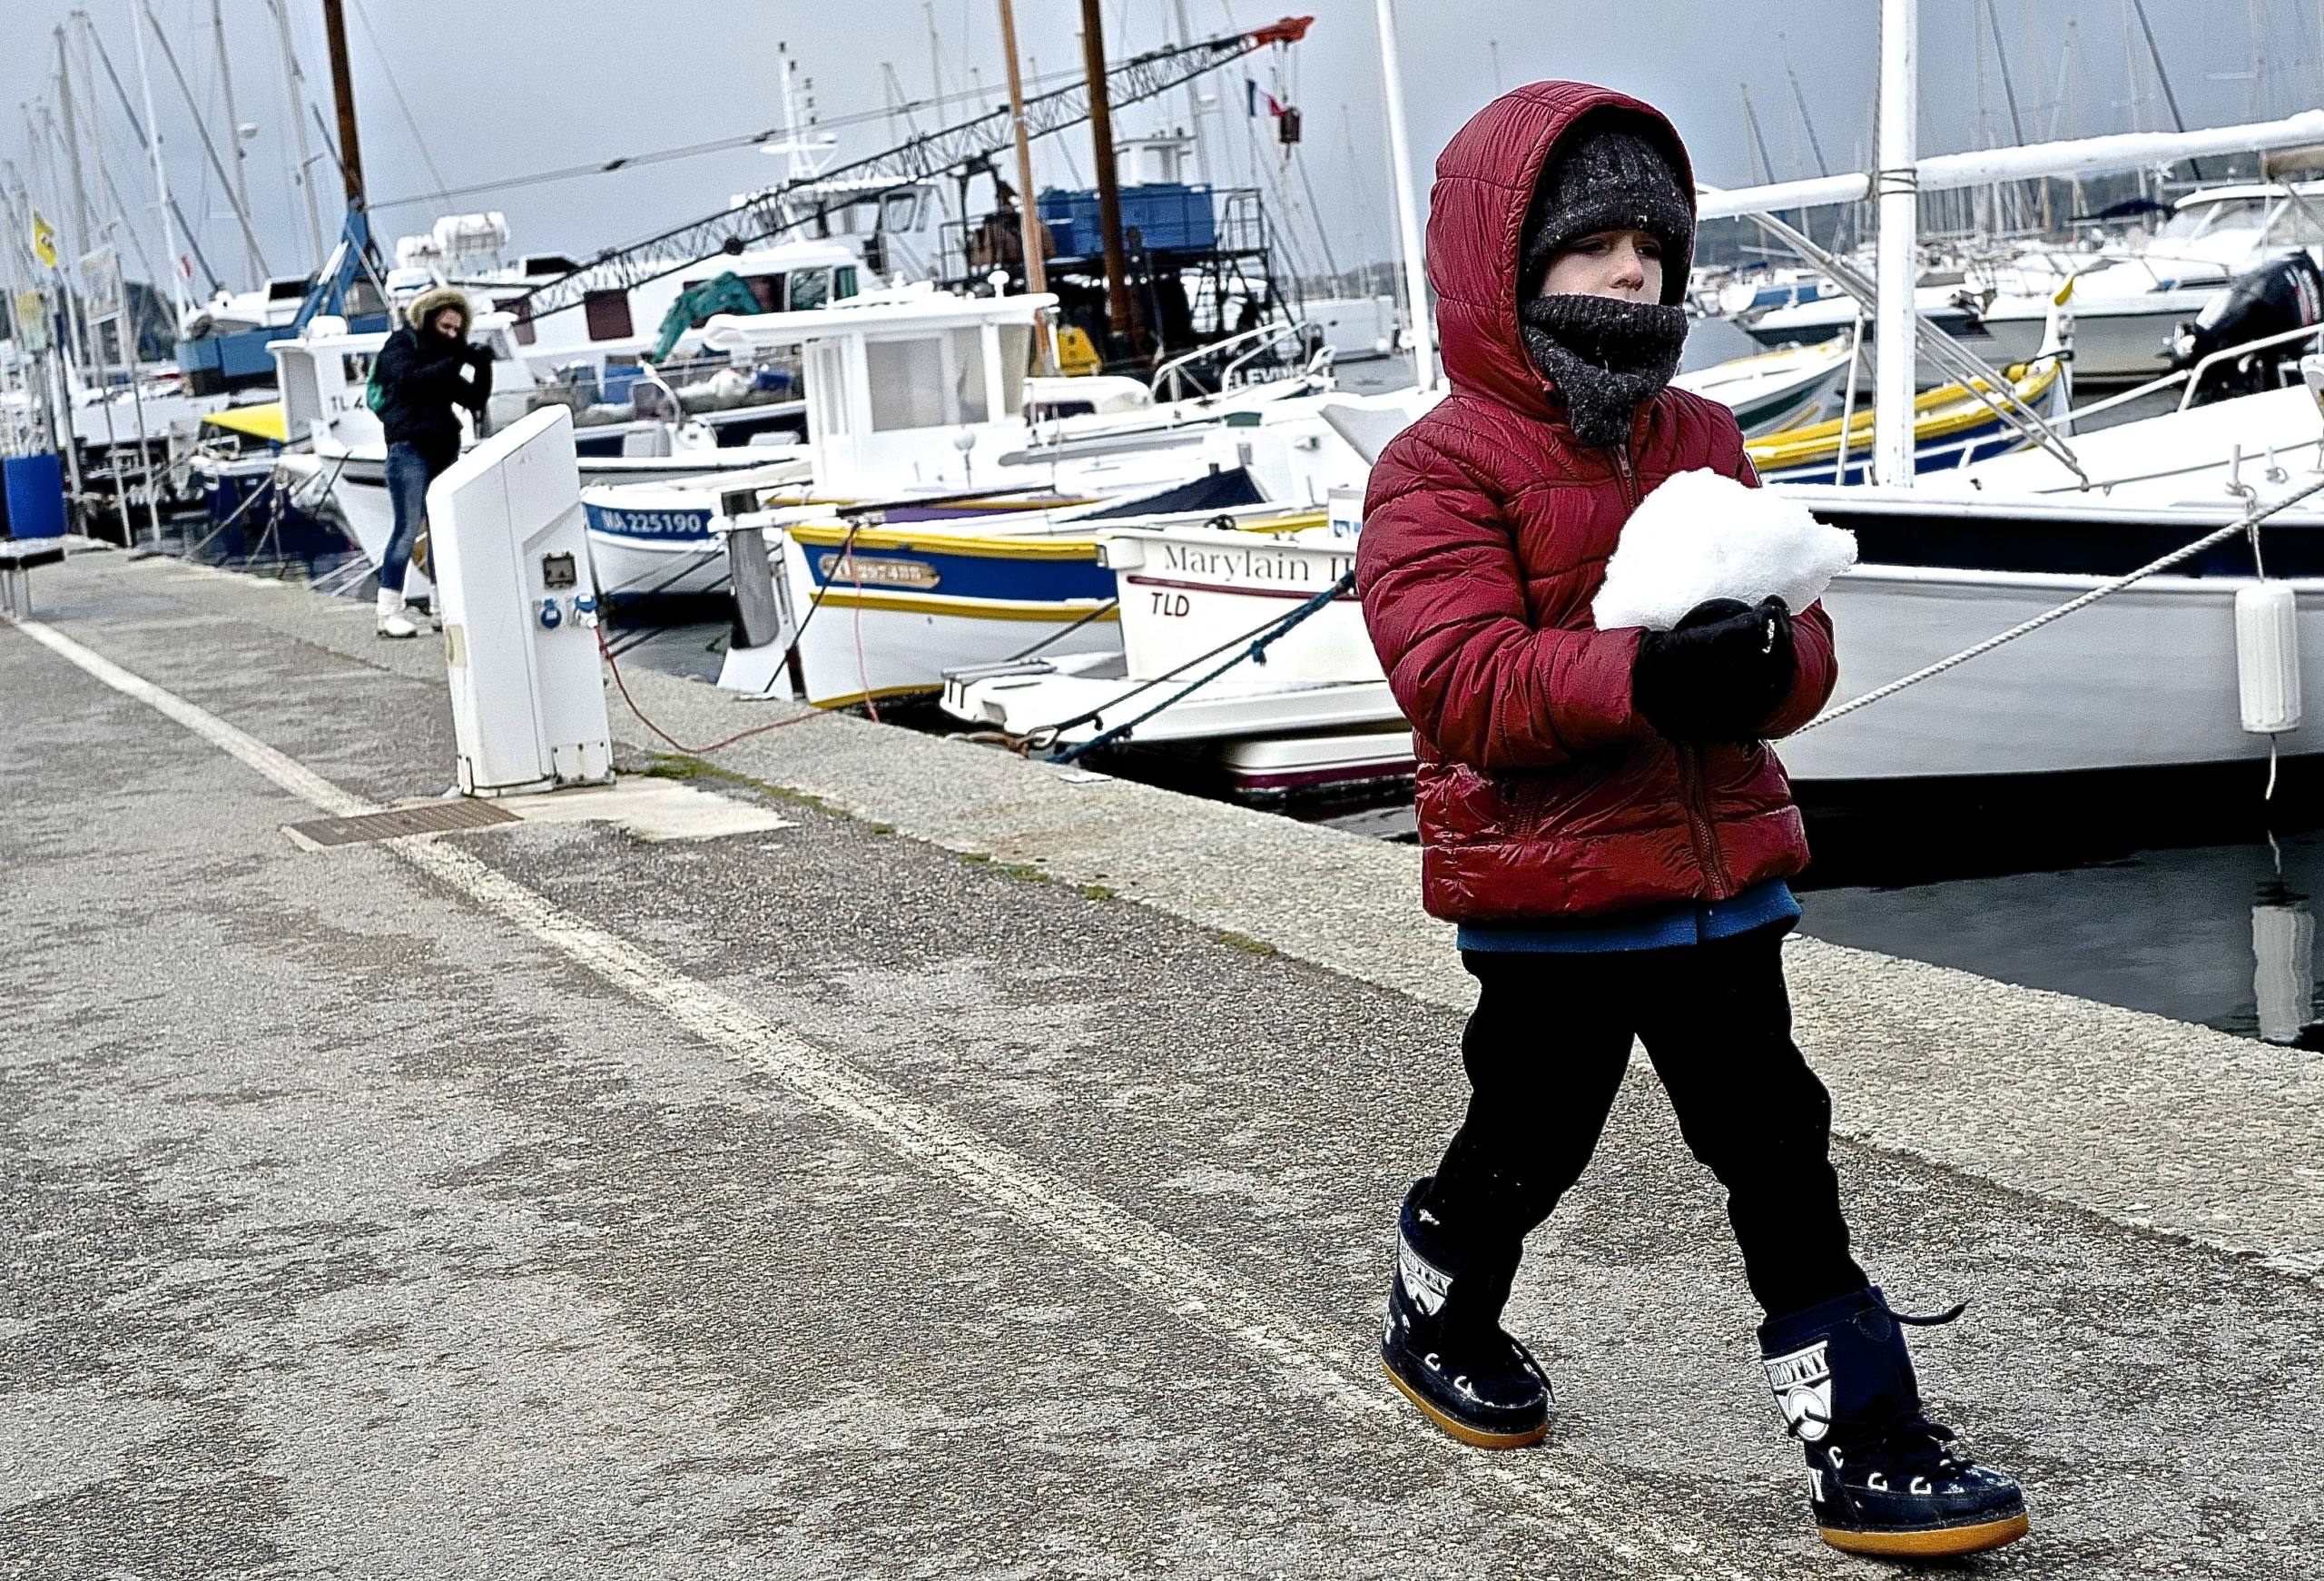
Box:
[1517,114,1695,449]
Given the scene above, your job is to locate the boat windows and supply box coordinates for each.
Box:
[789,268,834,313]
[2265,198,2324,246]
[835,265,859,301]
[997,323,1032,418]
[2156,197,2270,243]
[866,337,950,430]
[862,327,991,430]
[808,341,850,435]
[881,190,924,233]
[584,289,635,341]
[278,353,321,433]
[512,299,537,344]
[953,330,990,424]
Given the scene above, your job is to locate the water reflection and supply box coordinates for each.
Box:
[2251,855,2324,1047]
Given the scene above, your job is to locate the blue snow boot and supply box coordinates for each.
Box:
[1379,1178,1551,1449]
[1758,1287,2030,1559]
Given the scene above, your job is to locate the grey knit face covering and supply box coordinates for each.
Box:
[1518,292,1690,450]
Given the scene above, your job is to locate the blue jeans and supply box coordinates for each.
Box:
[380,440,449,595]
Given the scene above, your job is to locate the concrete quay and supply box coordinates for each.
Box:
[3,543,2319,1578]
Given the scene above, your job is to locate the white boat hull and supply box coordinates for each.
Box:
[1784,565,2324,782]
[1978,291,2211,382]
[323,442,774,602]
[717,529,1122,707]
[950,510,2324,790]
[581,460,815,600]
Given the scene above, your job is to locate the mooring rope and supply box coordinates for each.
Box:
[1049,570,1357,764]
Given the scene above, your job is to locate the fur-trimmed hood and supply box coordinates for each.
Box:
[404,284,472,336]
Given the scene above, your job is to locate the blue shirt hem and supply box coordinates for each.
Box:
[1455,879,1801,954]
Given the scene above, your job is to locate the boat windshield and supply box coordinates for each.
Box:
[2155,196,2271,243]
[2264,196,2324,245]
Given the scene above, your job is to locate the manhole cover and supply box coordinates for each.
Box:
[285,800,519,848]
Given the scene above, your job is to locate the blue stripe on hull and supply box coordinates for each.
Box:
[803,545,1114,604]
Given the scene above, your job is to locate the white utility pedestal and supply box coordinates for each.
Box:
[431,407,615,796]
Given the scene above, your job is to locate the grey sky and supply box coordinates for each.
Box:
[4,1,2317,294]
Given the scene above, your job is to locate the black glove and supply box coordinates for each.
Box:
[465,341,493,369]
[1630,597,1796,743]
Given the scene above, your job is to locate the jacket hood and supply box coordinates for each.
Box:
[405,284,472,336]
[1428,83,1696,419]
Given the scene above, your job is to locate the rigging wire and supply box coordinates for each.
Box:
[367,63,1093,214]
[347,0,454,219]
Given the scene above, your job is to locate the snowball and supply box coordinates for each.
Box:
[1590,469,1858,631]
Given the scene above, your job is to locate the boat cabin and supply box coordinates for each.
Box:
[699,285,1046,495]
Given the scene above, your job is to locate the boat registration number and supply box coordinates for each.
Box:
[819,552,940,590]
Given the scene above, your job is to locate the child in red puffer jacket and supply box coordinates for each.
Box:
[1354,82,2026,1561]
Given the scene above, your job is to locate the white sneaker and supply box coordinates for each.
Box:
[376,588,419,639]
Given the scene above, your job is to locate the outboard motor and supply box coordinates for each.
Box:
[2169,251,2324,404]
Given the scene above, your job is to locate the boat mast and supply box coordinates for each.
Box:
[72,10,158,295]
[2127,0,2201,181]
[265,0,327,266]
[1076,0,1134,354]
[1168,0,1214,188]
[127,0,193,327]
[2056,17,2083,221]
[320,0,366,213]
[1873,0,1916,489]
[138,0,271,285]
[2249,0,2270,123]
[209,0,261,285]
[54,28,96,272]
[1373,0,1434,390]
[995,0,1052,360]
[1981,0,2028,232]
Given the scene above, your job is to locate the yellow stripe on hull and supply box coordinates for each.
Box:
[789,523,1106,559]
[807,681,952,708]
[1748,361,2061,469]
[806,588,1121,622]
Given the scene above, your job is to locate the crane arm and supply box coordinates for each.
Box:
[512,16,1313,322]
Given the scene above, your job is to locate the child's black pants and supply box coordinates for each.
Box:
[1426,921,1867,1319]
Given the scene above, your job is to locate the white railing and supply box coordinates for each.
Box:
[1148,318,1324,402]
[2061,321,2324,425]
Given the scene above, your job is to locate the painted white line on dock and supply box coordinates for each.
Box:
[12,614,1764,1581]
[15,618,371,819]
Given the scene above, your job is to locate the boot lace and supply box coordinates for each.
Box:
[1783,1298,1980,1488]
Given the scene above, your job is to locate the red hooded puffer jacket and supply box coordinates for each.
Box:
[1354,82,1837,924]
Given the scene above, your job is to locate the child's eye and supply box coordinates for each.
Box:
[1638,240,1662,258]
